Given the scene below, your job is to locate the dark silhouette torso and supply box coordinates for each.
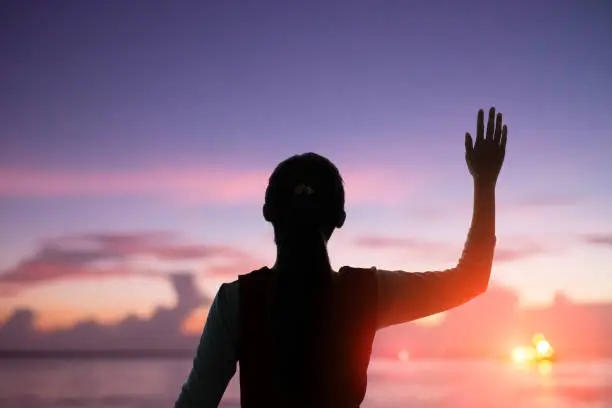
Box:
[238,266,378,408]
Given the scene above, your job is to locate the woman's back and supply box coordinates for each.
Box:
[238,266,378,408]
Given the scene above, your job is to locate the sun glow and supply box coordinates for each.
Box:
[511,333,554,365]
[511,346,536,364]
[180,307,209,335]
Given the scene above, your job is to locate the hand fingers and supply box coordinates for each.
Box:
[494,112,502,143]
[486,107,495,140]
[465,132,474,155]
[477,109,484,142]
[501,125,508,152]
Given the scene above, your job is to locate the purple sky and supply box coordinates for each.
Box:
[1,0,611,327]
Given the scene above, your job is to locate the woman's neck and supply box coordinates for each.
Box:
[272,230,332,274]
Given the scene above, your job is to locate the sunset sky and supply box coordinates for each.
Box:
[1,1,611,332]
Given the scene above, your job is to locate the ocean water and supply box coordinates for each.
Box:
[0,358,611,408]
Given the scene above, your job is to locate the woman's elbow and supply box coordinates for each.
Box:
[477,278,490,296]
[473,272,491,297]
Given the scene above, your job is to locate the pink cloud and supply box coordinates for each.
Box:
[493,246,549,262]
[0,232,259,292]
[48,232,252,261]
[394,194,579,222]
[199,258,264,280]
[354,236,451,252]
[0,261,129,285]
[354,235,553,263]
[511,195,578,208]
[0,166,412,205]
[0,283,21,297]
[583,234,612,247]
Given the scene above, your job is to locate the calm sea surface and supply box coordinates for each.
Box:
[0,358,611,408]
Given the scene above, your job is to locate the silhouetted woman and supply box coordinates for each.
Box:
[175,107,508,408]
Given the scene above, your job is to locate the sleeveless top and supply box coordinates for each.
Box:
[238,266,378,408]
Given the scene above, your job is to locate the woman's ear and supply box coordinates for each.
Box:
[336,210,346,229]
[263,204,274,223]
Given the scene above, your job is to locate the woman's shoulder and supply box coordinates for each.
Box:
[337,265,378,276]
[335,266,379,289]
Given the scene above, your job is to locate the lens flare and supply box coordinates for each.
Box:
[511,346,535,363]
[536,339,553,357]
[532,333,546,345]
[511,334,554,365]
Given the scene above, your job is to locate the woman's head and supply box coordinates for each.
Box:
[263,153,345,244]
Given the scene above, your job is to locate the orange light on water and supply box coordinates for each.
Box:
[397,349,409,362]
[537,360,553,376]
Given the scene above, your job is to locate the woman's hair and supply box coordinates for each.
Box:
[264,152,345,236]
[264,153,345,397]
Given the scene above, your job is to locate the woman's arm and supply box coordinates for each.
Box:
[375,107,507,329]
[174,283,239,408]
[376,182,496,329]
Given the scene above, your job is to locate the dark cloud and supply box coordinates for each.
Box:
[0,272,210,351]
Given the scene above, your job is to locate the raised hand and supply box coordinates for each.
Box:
[465,107,507,186]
